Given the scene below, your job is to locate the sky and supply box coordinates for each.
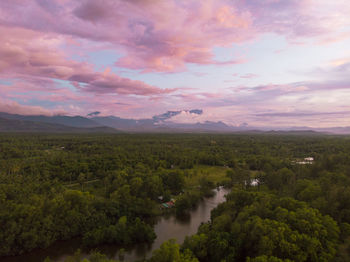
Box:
[1,0,350,128]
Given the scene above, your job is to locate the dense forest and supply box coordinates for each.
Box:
[1,133,350,261]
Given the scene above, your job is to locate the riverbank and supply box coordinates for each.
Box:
[3,187,230,262]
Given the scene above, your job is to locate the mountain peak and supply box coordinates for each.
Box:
[152,109,203,123]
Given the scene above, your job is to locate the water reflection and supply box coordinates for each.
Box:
[3,187,230,262]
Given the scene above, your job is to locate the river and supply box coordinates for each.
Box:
[3,187,230,262]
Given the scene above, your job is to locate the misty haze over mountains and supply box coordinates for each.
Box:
[0,111,349,134]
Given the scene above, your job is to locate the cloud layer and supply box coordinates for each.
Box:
[0,0,350,127]
[1,0,349,72]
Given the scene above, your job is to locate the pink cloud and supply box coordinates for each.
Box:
[0,0,350,126]
[317,32,350,45]
[240,73,259,79]
[1,0,348,73]
[165,110,207,124]
[0,25,170,96]
[0,98,66,116]
[311,59,350,82]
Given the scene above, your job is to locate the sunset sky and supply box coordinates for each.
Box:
[1,0,350,127]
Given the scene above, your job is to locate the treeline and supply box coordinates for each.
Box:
[0,180,157,256]
[147,151,350,260]
[0,162,188,255]
[0,133,236,256]
[2,133,350,261]
[159,137,350,261]
[0,133,338,182]
[181,190,339,261]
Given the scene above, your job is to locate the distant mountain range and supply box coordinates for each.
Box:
[0,112,99,128]
[0,116,118,133]
[0,111,349,134]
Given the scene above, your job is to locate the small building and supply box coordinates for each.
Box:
[161,199,175,209]
[166,201,175,207]
[244,179,259,186]
[293,156,314,165]
[250,179,259,186]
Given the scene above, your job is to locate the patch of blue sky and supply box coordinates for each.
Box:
[109,33,350,93]
[0,80,12,85]
[87,50,121,71]
[24,97,64,109]
[70,49,121,72]
[210,33,350,87]
[54,79,79,92]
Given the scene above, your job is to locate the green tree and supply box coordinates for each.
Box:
[149,239,198,262]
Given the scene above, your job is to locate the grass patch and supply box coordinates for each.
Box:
[184,165,231,189]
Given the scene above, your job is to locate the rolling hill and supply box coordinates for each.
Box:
[0,117,118,133]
